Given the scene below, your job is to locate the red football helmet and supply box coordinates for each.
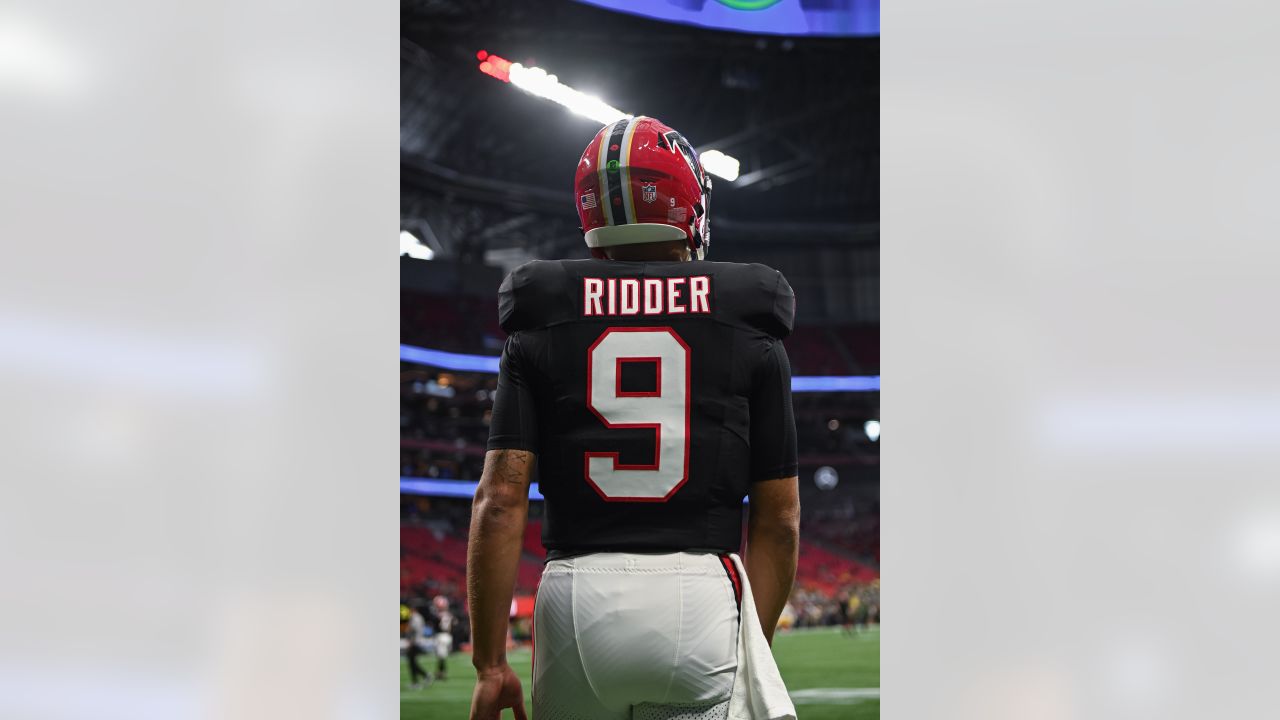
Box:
[574,116,713,260]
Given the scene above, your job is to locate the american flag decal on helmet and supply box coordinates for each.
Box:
[580,191,597,210]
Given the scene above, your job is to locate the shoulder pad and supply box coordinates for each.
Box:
[729,263,794,339]
[770,269,796,338]
[498,260,571,332]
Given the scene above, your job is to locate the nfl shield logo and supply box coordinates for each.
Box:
[641,183,657,204]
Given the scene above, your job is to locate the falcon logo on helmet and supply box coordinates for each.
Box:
[574,116,713,260]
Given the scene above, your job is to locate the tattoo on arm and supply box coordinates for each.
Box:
[487,449,534,485]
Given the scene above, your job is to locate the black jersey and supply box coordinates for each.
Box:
[487,258,798,557]
[429,609,456,635]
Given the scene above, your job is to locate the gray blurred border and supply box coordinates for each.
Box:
[0,1,397,718]
[884,1,1280,718]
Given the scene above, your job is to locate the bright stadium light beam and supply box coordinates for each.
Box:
[478,50,741,180]
[400,230,434,260]
[698,149,740,182]
[508,62,629,125]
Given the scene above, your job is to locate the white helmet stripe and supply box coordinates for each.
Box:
[596,119,618,226]
[619,116,644,224]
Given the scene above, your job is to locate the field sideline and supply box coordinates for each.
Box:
[402,626,879,719]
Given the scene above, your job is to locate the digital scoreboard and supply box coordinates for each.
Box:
[574,0,879,37]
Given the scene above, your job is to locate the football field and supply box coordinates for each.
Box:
[402,626,879,719]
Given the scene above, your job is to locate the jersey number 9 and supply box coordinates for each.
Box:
[585,327,691,501]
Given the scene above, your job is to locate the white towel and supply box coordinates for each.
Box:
[726,553,797,720]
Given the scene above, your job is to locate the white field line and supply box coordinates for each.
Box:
[790,688,880,704]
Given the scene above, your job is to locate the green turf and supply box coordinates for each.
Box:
[401,626,879,719]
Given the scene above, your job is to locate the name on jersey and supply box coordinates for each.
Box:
[582,276,711,317]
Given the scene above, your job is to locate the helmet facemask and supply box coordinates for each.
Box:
[693,175,711,260]
[667,133,712,261]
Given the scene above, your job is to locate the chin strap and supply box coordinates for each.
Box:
[686,236,703,261]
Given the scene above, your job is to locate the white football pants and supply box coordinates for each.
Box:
[532,551,741,720]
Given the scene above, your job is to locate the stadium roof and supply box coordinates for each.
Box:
[401,0,878,323]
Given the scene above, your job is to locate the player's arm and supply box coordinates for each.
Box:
[747,476,799,644]
[467,448,534,673]
[745,337,800,644]
[467,332,537,720]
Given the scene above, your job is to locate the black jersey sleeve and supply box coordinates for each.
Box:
[486,333,539,452]
[749,338,799,481]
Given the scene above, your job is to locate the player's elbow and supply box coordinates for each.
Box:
[748,479,801,542]
[472,480,527,518]
[749,506,800,549]
[473,449,535,517]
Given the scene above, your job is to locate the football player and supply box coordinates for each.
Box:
[401,603,430,690]
[467,117,800,720]
[428,594,456,680]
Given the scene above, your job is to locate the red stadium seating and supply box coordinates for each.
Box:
[401,522,546,595]
[403,518,876,600]
[523,520,546,560]
[789,541,877,595]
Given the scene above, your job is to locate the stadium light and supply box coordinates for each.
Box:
[814,466,839,490]
[477,50,513,83]
[699,150,740,182]
[864,419,880,442]
[400,230,434,260]
[477,50,741,181]
[508,63,630,125]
